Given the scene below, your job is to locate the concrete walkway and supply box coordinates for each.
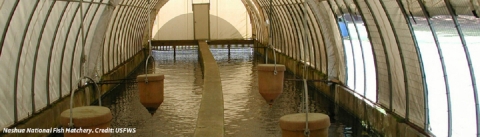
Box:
[194,41,224,137]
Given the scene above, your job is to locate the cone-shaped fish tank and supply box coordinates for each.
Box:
[137,73,165,115]
[257,64,285,105]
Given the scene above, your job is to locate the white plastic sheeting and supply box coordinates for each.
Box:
[0,0,167,130]
[85,4,110,79]
[1,0,480,136]
[19,0,62,119]
[434,16,478,136]
[102,0,166,74]
[380,0,425,128]
[412,17,450,136]
[253,0,476,136]
[308,1,345,81]
[213,0,252,39]
[152,0,193,40]
[0,0,18,130]
[152,0,252,40]
[333,0,480,17]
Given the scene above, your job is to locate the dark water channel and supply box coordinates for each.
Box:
[54,46,379,137]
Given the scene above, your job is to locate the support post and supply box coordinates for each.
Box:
[174,45,176,57]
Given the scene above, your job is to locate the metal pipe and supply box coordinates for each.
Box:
[148,0,151,49]
[77,0,104,89]
[271,0,277,75]
[9,1,39,122]
[397,0,436,131]
[69,76,102,128]
[68,80,81,128]
[55,0,111,6]
[144,46,155,82]
[79,0,87,98]
[326,0,349,84]
[302,0,321,71]
[302,1,309,79]
[352,0,392,110]
[1,0,20,122]
[270,0,291,61]
[377,0,411,121]
[394,0,427,124]
[46,2,70,111]
[344,2,366,95]
[443,0,479,136]
[32,0,56,107]
[330,0,356,90]
[12,0,41,119]
[272,0,292,59]
[116,0,139,69]
[346,0,381,108]
[84,76,102,106]
[106,0,127,71]
[0,0,20,56]
[339,4,356,91]
[59,3,81,98]
[341,0,373,128]
[416,0,444,132]
[279,0,303,62]
[285,79,331,83]
[265,0,273,64]
[144,0,155,83]
[303,79,310,136]
[303,1,310,136]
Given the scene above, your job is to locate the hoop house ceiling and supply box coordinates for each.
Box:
[1,0,480,136]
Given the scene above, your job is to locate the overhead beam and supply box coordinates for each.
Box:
[55,0,112,5]
[207,39,254,45]
[150,40,199,46]
[150,40,254,46]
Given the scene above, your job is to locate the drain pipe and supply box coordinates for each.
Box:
[302,0,310,136]
[144,40,155,83]
[69,76,102,128]
[144,0,154,83]
[84,76,102,106]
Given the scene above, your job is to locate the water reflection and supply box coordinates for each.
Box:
[99,47,377,137]
[103,49,203,137]
[212,47,378,137]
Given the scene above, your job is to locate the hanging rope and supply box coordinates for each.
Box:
[302,0,310,136]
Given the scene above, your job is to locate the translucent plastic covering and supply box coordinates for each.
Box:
[308,1,345,80]
[0,0,166,130]
[251,0,479,136]
[152,0,252,40]
[333,0,480,17]
[1,0,480,136]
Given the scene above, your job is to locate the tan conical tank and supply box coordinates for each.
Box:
[257,64,285,105]
[279,113,330,137]
[137,73,164,115]
[60,106,112,137]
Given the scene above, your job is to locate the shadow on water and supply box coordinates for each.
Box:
[50,46,381,137]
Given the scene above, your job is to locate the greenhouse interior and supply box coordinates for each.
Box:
[1,0,480,136]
